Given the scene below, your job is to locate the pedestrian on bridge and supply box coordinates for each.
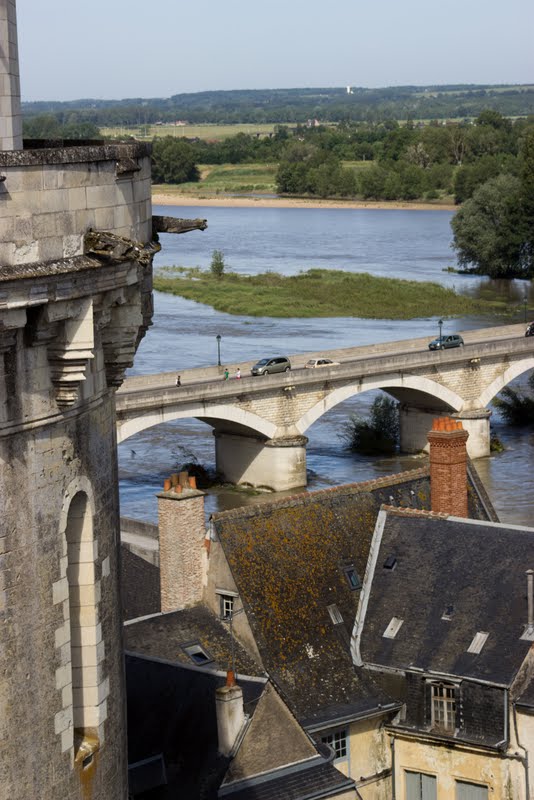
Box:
[236,368,241,379]
[223,368,229,380]
[175,375,181,387]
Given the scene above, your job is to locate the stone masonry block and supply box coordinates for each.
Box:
[72,663,104,690]
[54,707,73,735]
[62,682,73,709]
[55,664,72,691]
[52,577,69,606]
[67,561,95,586]
[61,726,74,755]
[71,639,105,669]
[70,621,102,648]
[86,184,118,209]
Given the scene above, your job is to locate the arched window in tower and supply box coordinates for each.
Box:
[64,491,102,760]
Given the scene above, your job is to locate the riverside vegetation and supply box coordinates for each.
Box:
[153,266,501,320]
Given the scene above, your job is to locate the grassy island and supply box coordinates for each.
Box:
[153,267,498,319]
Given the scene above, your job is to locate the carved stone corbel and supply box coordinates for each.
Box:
[47,298,95,408]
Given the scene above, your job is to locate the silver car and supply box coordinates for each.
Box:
[251,356,291,376]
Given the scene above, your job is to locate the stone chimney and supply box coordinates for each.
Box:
[216,671,246,757]
[156,471,206,612]
[427,417,469,518]
[0,1,22,150]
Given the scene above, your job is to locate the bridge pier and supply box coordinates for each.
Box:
[214,432,308,492]
[399,406,492,458]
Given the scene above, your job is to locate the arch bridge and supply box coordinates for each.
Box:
[116,324,534,491]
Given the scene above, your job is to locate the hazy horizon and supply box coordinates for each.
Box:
[17,0,533,103]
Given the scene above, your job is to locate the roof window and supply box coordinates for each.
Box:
[383,555,397,570]
[467,632,489,654]
[441,605,454,620]
[342,565,361,590]
[182,643,213,666]
[383,617,404,639]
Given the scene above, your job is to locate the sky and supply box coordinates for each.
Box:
[17,0,534,102]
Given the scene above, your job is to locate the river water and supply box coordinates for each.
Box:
[118,205,534,527]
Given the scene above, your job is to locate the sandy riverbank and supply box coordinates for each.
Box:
[151,192,456,212]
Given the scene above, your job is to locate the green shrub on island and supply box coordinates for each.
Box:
[492,372,534,426]
[342,395,399,455]
[153,267,499,320]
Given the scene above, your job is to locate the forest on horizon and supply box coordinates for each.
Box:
[22,83,534,126]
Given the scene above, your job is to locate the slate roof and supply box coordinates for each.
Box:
[124,605,264,677]
[211,468,446,728]
[356,510,534,686]
[126,656,354,800]
[220,759,355,800]
[120,545,161,621]
[126,654,262,799]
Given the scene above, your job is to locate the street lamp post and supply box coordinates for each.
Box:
[438,319,443,345]
[524,293,528,323]
[216,334,221,367]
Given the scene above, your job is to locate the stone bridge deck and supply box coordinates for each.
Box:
[116,323,534,490]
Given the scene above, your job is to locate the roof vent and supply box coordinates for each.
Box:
[327,604,344,625]
[383,555,397,570]
[342,565,361,590]
[182,643,213,665]
[383,617,404,639]
[467,631,489,654]
[441,605,454,621]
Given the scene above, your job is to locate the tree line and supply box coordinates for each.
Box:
[22,83,534,126]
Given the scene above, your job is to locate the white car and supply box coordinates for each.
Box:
[304,358,340,368]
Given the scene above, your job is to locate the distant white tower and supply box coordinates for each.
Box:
[346,85,353,95]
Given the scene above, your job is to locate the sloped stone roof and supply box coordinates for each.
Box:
[358,510,534,686]
[212,469,435,726]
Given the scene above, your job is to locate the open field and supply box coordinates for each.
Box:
[160,163,279,196]
[153,267,503,319]
[101,123,278,141]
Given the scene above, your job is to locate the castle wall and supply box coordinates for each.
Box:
[0,141,155,800]
[0,395,126,798]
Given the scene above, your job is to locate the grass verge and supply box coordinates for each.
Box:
[153,267,503,319]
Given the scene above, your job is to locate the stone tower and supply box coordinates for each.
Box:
[0,3,155,797]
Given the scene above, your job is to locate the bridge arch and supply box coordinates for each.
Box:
[117,402,278,444]
[295,375,465,435]
[477,356,534,409]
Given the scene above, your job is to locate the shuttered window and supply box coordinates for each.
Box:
[405,771,437,800]
[456,781,488,800]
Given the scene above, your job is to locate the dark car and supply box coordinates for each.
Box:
[428,334,464,351]
[251,356,291,376]
[526,322,534,337]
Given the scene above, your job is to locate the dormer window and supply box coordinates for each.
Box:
[431,682,456,731]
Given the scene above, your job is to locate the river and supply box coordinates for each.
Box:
[118,205,534,527]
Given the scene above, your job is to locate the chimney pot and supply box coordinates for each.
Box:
[174,484,182,494]
[226,669,236,687]
[170,473,179,486]
[163,478,172,491]
[188,475,197,489]
[179,471,189,487]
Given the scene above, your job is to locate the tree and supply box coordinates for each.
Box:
[210,250,225,278]
[151,137,200,184]
[451,174,527,277]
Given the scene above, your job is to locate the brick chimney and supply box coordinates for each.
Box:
[216,670,246,756]
[427,417,469,518]
[156,472,206,612]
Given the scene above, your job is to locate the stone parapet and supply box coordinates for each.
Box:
[0,142,153,268]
